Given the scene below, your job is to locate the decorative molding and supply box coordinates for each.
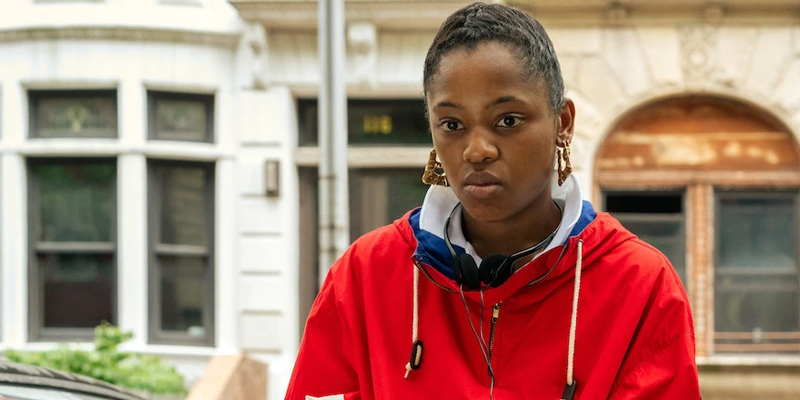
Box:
[295,146,431,167]
[347,22,378,88]
[679,24,720,85]
[0,27,240,48]
[230,0,472,28]
[606,4,629,26]
[703,4,725,24]
[230,1,800,28]
[245,23,269,89]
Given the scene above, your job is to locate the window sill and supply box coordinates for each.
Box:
[697,355,800,367]
[0,342,223,359]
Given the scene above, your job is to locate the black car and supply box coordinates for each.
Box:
[0,360,145,400]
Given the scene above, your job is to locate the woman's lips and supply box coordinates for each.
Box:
[462,172,503,199]
[463,183,503,199]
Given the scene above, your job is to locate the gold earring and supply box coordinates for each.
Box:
[422,149,449,186]
[557,142,573,186]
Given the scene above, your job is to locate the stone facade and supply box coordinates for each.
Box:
[1,0,800,399]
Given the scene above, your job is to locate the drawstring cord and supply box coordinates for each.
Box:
[405,264,422,379]
[404,238,585,400]
[562,239,583,400]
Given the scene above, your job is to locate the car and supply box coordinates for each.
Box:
[0,359,145,400]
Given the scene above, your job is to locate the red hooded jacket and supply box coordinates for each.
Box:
[286,201,700,400]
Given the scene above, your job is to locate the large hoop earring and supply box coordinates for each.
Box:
[422,149,449,186]
[557,142,573,187]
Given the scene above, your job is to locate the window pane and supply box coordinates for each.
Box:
[298,99,430,146]
[718,196,797,268]
[605,192,687,285]
[159,256,208,337]
[349,169,428,239]
[715,192,800,354]
[157,165,208,246]
[39,253,114,328]
[154,98,209,142]
[31,91,117,138]
[617,218,686,284]
[36,161,115,242]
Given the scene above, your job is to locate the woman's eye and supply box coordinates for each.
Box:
[497,116,522,128]
[440,120,463,132]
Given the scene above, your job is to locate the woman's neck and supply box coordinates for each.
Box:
[462,191,562,260]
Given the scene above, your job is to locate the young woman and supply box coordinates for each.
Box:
[286,3,701,400]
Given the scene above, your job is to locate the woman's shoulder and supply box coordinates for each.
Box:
[589,212,683,287]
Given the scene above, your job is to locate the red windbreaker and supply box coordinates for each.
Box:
[286,208,700,400]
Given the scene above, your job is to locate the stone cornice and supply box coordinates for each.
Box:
[229,0,800,28]
[229,0,473,29]
[0,26,241,48]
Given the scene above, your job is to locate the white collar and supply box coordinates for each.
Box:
[419,173,584,265]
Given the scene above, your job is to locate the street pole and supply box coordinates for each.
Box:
[318,0,349,285]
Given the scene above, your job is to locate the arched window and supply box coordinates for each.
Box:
[596,96,800,356]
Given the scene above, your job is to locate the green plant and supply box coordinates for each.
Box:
[5,322,187,395]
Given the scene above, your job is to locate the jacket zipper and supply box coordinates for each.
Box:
[414,260,458,293]
[524,242,570,287]
[488,301,502,375]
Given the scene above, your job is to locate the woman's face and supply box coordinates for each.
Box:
[426,41,574,222]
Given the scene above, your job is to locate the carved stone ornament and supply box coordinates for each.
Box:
[679,24,719,84]
[347,22,378,87]
[245,23,269,89]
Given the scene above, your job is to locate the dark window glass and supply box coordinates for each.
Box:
[148,91,214,142]
[37,163,115,242]
[149,161,214,346]
[714,192,800,354]
[40,253,114,328]
[29,90,117,138]
[29,159,117,339]
[298,99,430,146]
[158,166,208,246]
[605,192,687,284]
[349,168,428,240]
[159,256,208,336]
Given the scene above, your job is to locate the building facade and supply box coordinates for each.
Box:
[2,0,800,399]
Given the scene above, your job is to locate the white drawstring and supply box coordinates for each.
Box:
[566,239,583,389]
[405,264,420,379]
[403,239,585,394]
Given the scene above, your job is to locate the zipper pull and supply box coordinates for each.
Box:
[492,302,501,322]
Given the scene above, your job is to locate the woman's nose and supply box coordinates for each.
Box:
[463,128,499,164]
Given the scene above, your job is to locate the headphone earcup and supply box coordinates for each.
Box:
[458,253,481,290]
[480,253,513,287]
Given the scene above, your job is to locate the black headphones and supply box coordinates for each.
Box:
[443,203,560,290]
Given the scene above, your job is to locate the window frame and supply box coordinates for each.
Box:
[712,189,800,354]
[602,189,688,286]
[147,91,215,143]
[26,157,119,342]
[28,90,118,139]
[147,159,216,347]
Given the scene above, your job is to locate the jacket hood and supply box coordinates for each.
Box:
[400,174,636,306]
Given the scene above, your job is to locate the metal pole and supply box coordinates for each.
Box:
[318,0,349,285]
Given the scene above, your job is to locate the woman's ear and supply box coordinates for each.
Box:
[557,99,576,145]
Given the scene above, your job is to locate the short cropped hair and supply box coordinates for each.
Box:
[423,2,565,113]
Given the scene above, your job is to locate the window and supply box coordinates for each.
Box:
[714,191,800,353]
[297,99,429,146]
[28,159,117,340]
[605,191,687,285]
[148,91,214,143]
[29,90,117,138]
[297,167,428,336]
[349,168,429,239]
[148,160,215,346]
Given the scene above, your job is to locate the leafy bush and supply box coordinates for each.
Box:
[5,322,187,395]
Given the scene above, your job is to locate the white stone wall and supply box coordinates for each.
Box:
[233,87,301,400]
[0,0,257,394]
